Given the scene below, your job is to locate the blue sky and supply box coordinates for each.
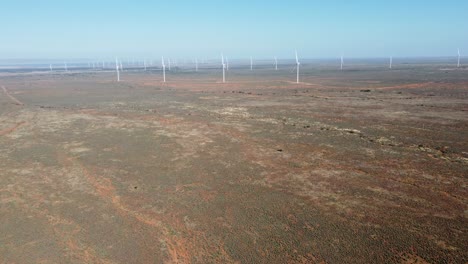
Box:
[0,0,467,59]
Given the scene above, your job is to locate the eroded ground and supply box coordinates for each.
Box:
[1,66,467,263]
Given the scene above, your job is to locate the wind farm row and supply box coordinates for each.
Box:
[6,50,463,85]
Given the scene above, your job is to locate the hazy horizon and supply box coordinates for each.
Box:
[1,0,467,59]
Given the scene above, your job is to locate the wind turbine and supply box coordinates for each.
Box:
[120,61,123,71]
[64,61,68,72]
[274,56,278,70]
[458,48,461,68]
[226,56,229,71]
[389,56,393,69]
[250,56,253,71]
[115,58,120,82]
[168,58,171,71]
[161,56,166,83]
[295,51,300,84]
[49,64,53,71]
[221,53,226,83]
[340,54,344,70]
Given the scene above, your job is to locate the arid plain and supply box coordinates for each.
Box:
[1,63,467,263]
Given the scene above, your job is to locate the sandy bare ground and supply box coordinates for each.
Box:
[0,67,467,263]
[0,121,27,136]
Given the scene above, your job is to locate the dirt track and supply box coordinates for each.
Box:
[2,85,24,105]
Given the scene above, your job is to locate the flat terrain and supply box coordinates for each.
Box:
[1,64,467,263]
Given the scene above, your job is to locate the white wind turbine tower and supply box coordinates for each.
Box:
[340,54,344,70]
[221,53,226,83]
[120,61,123,71]
[250,56,253,71]
[115,58,120,82]
[168,58,171,71]
[49,64,53,71]
[274,56,278,70]
[161,56,166,83]
[295,51,300,84]
[64,61,68,71]
[458,48,461,68]
[389,56,393,69]
[226,56,229,71]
